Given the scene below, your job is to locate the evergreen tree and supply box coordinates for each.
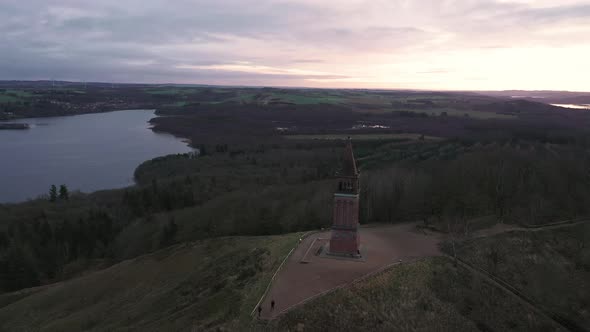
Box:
[49,185,57,202]
[59,184,69,200]
[160,217,178,247]
[199,144,207,156]
[39,221,52,247]
[0,245,40,292]
[0,231,7,249]
[151,178,158,193]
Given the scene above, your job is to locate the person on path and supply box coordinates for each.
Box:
[257,305,262,318]
[271,299,275,311]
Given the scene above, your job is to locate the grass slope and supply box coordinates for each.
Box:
[0,233,300,332]
[274,257,561,332]
[451,223,590,330]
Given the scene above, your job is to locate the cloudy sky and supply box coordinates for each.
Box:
[1,0,589,91]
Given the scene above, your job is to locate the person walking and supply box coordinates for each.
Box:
[271,299,275,311]
[257,305,262,318]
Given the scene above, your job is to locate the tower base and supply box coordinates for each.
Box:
[329,227,360,255]
[319,243,366,262]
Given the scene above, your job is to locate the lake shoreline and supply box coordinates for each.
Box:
[0,109,192,203]
[2,108,156,121]
[0,123,29,130]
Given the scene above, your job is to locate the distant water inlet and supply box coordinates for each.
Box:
[0,110,193,203]
[551,104,590,110]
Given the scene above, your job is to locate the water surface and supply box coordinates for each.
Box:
[0,110,192,203]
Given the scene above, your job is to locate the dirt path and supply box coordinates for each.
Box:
[471,219,590,239]
[258,222,441,319]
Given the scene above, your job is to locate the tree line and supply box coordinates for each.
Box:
[2,139,590,293]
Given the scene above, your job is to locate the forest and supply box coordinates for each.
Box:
[2,137,590,293]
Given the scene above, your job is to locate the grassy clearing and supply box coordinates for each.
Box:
[0,90,35,103]
[4,90,35,98]
[165,101,189,107]
[0,233,301,332]
[211,91,346,105]
[450,223,590,330]
[283,133,441,141]
[396,95,455,101]
[46,87,86,93]
[0,87,86,104]
[0,95,20,103]
[228,92,257,103]
[144,88,198,95]
[347,97,393,107]
[268,92,344,105]
[274,257,561,331]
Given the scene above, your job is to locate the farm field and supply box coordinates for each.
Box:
[0,82,575,126]
[0,89,35,103]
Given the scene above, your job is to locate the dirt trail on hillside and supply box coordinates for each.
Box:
[471,219,590,239]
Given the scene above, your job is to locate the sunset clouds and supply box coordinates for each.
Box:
[1,0,589,90]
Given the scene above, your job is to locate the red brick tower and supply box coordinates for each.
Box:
[329,138,361,256]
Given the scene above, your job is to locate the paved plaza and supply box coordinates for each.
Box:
[259,222,441,319]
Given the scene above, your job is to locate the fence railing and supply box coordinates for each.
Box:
[250,230,318,317]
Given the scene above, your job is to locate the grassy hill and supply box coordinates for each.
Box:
[0,233,300,332]
[449,223,590,330]
[273,257,562,332]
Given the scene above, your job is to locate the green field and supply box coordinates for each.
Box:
[0,89,35,103]
[0,233,301,332]
[274,257,560,331]
[144,88,199,95]
[4,90,34,98]
[228,92,257,103]
[140,87,519,120]
[0,95,20,103]
[267,92,344,104]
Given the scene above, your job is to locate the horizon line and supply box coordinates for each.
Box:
[1,79,589,94]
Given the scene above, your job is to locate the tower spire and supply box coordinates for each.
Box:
[341,137,358,177]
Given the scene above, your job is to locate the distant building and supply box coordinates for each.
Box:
[329,138,361,257]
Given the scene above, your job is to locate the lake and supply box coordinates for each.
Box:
[0,110,193,203]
